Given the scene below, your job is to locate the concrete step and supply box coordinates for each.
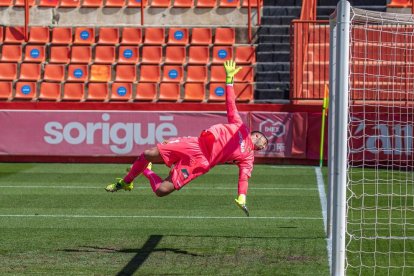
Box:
[257,34,290,43]
[255,62,290,72]
[257,51,290,62]
[263,7,302,16]
[257,26,290,35]
[256,81,289,90]
[261,15,297,25]
[257,43,290,52]
[255,89,290,101]
[263,0,302,6]
[256,71,290,82]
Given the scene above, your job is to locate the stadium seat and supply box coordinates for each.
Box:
[70,46,92,63]
[143,28,165,45]
[67,64,89,82]
[115,64,137,82]
[141,46,163,64]
[38,0,59,7]
[218,0,239,7]
[39,82,61,101]
[208,83,226,102]
[97,27,119,45]
[167,28,189,45]
[241,0,262,7]
[234,83,253,102]
[111,82,132,101]
[150,0,170,7]
[19,63,41,81]
[187,46,209,64]
[0,27,3,43]
[235,45,256,64]
[118,46,139,64]
[15,81,37,100]
[28,26,50,44]
[186,65,207,82]
[74,27,95,45]
[209,65,226,82]
[44,64,65,82]
[234,66,253,82]
[4,26,25,44]
[94,46,116,64]
[24,45,46,62]
[158,82,180,101]
[82,0,103,7]
[190,28,212,45]
[126,0,148,7]
[0,63,17,80]
[162,65,183,82]
[51,27,72,44]
[105,0,125,6]
[62,82,85,101]
[139,65,161,82]
[89,64,112,82]
[0,81,12,100]
[14,0,36,7]
[0,0,12,6]
[164,46,186,64]
[120,27,142,44]
[59,0,81,7]
[214,28,235,45]
[212,46,233,63]
[135,82,157,101]
[86,82,109,101]
[1,45,22,62]
[183,83,205,102]
[195,0,216,8]
[50,46,70,63]
[173,0,193,7]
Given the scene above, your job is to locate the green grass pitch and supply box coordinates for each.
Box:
[0,163,329,275]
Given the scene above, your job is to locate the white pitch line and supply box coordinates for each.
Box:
[0,214,322,220]
[315,167,332,273]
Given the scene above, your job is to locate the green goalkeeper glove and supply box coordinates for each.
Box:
[235,194,249,217]
[224,60,242,84]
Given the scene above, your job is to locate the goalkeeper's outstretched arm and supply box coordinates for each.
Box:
[224,60,243,124]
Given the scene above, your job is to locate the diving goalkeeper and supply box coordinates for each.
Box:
[105,60,268,216]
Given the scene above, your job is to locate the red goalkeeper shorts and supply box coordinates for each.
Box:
[157,136,210,190]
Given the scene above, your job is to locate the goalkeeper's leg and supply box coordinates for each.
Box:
[142,168,175,197]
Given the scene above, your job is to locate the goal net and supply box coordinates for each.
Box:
[330,1,414,275]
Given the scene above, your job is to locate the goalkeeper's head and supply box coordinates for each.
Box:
[250,131,268,151]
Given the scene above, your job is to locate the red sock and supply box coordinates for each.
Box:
[123,153,149,184]
[143,168,162,193]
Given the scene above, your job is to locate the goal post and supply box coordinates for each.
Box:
[330,1,414,275]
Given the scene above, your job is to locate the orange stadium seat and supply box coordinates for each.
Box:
[150,0,170,7]
[1,45,22,62]
[50,46,70,63]
[235,45,256,64]
[24,45,46,63]
[143,28,165,45]
[0,27,3,43]
[173,0,193,7]
[120,27,142,44]
[19,63,41,81]
[159,82,180,101]
[234,83,253,102]
[183,82,205,102]
[234,66,253,82]
[115,64,137,82]
[105,0,125,7]
[94,46,116,64]
[167,28,189,45]
[70,46,92,63]
[15,82,37,100]
[89,64,112,82]
[44,64,65,82]
[195,0,216,8]
[191,28,212,45]
[164,46,186,64]
[141,46,163,64]
[14,0,36,7]
[97,27,119,45]
[111,82,132,101]
[162,65,183,82]
[135,82,157,101]
[209,65,226,82]
[208,83,226,102]
[38,0,59,7]
[82,0,103,7]
[51,27,72,44]
[39,82,61,101]
[187,46,209,64]
[0,63,17,80]
[219,0,239,7]
[186,65,207,83]
[0,0,12,6]
[214,28,235,45]
[62,82,85,101]
[86,82,109,101]
[4,26,25,44]
[126,0,148,7]
[212,46,233,63]
[118,46,139,64]
[0,81,12,100]
[59,0,81,7]
[74,27,95,45]
[139,65,161,82]
[67,64,89,82]
[28,26,50,44]
[241,0,262,7]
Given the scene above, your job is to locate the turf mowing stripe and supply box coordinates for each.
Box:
[315,167,332,273]
[0,214,322,220]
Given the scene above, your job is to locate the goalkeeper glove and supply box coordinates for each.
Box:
[235,194,249,217]
[224,60,242,85]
